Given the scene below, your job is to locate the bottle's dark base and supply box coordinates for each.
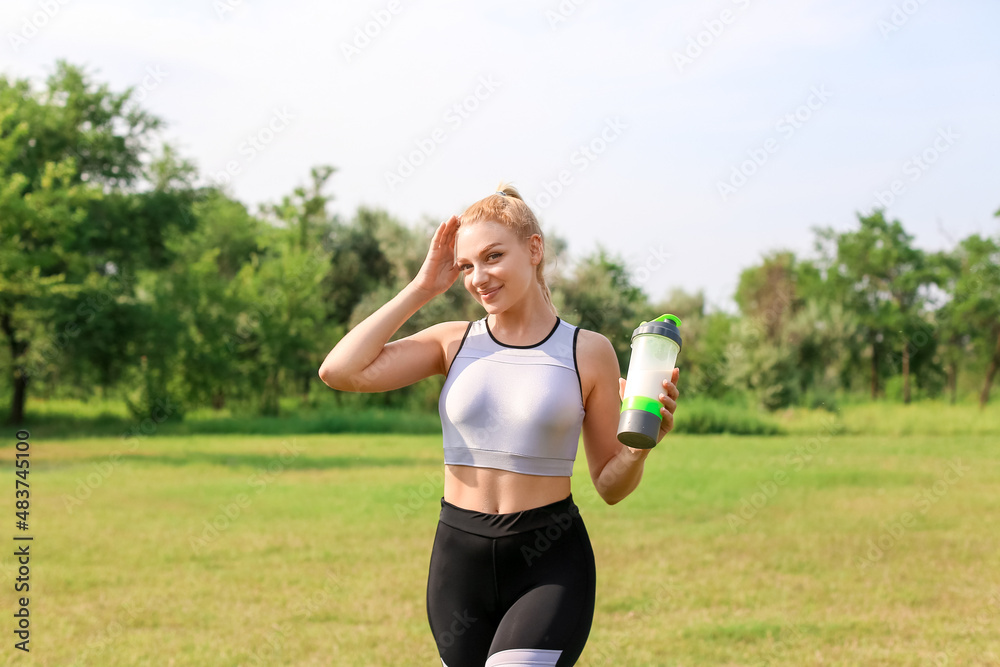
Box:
[616,409,662,449]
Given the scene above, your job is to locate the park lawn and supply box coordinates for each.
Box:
[4,431,999,666]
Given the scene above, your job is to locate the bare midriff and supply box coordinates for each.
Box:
[444,465,572,514]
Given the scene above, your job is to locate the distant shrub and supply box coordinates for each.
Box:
[165,410,442,436]
[803,388,839,413]
[672,398,785,436]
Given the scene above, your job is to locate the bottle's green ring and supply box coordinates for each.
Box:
[620,395,663,416]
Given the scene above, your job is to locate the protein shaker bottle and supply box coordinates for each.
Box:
[617,314,682,449]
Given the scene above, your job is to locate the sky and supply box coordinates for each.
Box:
[3,0,998,312]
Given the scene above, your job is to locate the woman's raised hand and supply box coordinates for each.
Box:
[411,215,462,298]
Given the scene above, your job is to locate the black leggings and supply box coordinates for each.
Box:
[426,494,596,667]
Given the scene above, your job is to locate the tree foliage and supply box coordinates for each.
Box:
[2,61,998,423]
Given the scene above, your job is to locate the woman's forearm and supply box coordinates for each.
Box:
[595,445,651,505]
[318,281,433,385]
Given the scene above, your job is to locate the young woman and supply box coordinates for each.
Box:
[318,184,680,667]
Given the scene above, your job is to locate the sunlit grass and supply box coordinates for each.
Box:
[5,430,998,665]
[778,400,1000,437]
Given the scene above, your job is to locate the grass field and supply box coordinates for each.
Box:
[3,424,1000,665]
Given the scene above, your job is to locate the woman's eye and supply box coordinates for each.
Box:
[458,254,500,271]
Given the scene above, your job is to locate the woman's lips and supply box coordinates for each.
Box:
[479,286,501,302]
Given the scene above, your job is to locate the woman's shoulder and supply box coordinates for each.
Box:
[572,327,619,369]
[423,320,477,344]
[573,327,613,351]
[570,327,620,405]
[430,320,479,376]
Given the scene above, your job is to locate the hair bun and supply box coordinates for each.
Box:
[494,182,524,201]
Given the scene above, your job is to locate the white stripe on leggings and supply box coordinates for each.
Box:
[485,648,563,666]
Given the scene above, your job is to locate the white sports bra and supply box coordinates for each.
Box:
[438,316,585,477]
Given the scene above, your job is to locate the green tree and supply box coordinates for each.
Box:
[932,248,969,404]
[726,251,850,409]
[265,165,338,253]
[224,221,330,416]
[160,189,265,411]
[555,247,648,372]
[815,210,937,403]
[263,165,339,399]
[0,62,194,424]
[942,231,1000,406]
[648,288,735,400]
[651,287,705,324]
[734,251,801,342]
[326,208,398,329]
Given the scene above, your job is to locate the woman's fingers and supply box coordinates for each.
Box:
[431,218,448,247]
[432,215,458,249]
[661,378,679,401]
[658,392,677,414]
[434,216,458,256]
[655,371,680,440]
[659,409,674,436]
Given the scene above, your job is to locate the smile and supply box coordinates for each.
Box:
[479,286,502,301]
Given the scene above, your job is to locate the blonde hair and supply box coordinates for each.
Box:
[458,182,557,316]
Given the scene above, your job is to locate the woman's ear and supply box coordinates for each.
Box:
[529,234,544,266]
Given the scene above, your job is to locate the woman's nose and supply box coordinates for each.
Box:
[471,265,488,288]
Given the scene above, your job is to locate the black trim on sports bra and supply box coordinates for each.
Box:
[446,322,474,376]
[485,315,561,349]
[572,327,583,403]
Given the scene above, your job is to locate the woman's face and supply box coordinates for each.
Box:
[454,220,541,313]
